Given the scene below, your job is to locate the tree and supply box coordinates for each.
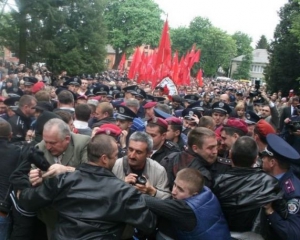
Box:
[265,0,300,95]
[231,32,253,79]
[256,35,269,49]
[170,27,193,57]
[0,0,107,74]
[104,0,163,69]
[200,27,237,77]
[232,31,252,57]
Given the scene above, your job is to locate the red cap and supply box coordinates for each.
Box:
[0,96,6,102]
[147,117,168,130]
[255,119,276,137]
[166,116,182,126]
[77,95,87,100]
[32,82,45,94]
[91,96,101,101]
[223,118,248,134]
[95,124,122,138]
[143,101,157,109]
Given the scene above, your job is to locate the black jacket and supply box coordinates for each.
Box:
[213,167,284,232]
[0,139,22,213]
[8,108,32,142]
[161,149,231,189]
[151,140,180,164]
[17,163,156,240]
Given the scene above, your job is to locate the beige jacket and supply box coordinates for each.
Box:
[113,157,171,199]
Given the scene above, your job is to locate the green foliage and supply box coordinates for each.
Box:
[256,35,269,49]
[104,0,163,68]
[232,31,252,57]
[0,0,107,75]
[170,27,193,56]
[265,0,300,95]
[231,31,253,79]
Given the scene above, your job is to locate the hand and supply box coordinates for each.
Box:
[125,173,138,185]
[119,130,128,149]
[293,130,300,136]
[91,127,100,138]
[29,169,43,187]
[264,202,274,215]
[42,164,72,178]
[25,130,35,142]
[284,118,291,124]
[135,180,156,196]
[191,114,200,125]
[261,91,268,101]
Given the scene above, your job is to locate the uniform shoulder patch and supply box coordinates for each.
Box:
[164,140,178,150]
[287,198,300,214]
[284,179,295,194]
[217,157,232,165]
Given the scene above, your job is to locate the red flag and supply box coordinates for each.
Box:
[118,53,126,72]
[196,69,203,87]
[155,20,171,76]
[128,48,138,79]
[171,51,179,84]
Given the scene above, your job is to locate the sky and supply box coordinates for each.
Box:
[153,0,289,46]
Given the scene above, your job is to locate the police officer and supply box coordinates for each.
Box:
[261,134,300,240]
[115,105,138,147]
[165,116,187,151]
[23,77,38,95]
[146,117,180,164]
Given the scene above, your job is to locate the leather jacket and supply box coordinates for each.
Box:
[17,163,157,239]
[213,167,284,232]
[7,108,32,142]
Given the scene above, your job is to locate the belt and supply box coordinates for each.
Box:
[0,211,8,217]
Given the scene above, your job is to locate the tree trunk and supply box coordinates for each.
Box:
[112,49,122,69]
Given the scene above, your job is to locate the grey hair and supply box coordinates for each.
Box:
[125,99,140,109]
[129,131,153,152]
[43,118,71,140]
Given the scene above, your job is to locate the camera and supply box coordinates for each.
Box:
[136,175,147,185]
[288,121,300,132]
[249,80,261,98]
[28,146,51,171]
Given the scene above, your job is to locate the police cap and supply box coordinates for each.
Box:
[24,77,38,86]
[93,84,109,96]
[154,108,172,119]
[116,105,137,121]
[245,111,260,125]
[262,134,300,163]
[212,101,232,114]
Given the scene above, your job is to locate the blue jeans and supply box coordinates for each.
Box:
[0,213,11,240]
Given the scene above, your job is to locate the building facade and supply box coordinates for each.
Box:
[230,49,269,81]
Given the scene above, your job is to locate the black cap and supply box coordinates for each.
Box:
[245,111,260,125]
[110,85,121,92]
[182,108,202,120]
[24,77,38,86]
[34,101,54,112]
[135,88,146,99]
[153,96,165,103]
[93,84,109,96]
[115,92,125,99]
[123,85,139,94]
[188,101,205,111]
[262,134,300,164]
[86,74,93,80]
[4,96,20,110]
[115,105,137,121]
[212,101,232,114]
[184,94,199,103]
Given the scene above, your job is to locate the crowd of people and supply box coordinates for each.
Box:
[0,63,300,240]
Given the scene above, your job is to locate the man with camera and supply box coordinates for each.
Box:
[112,131,170,200]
